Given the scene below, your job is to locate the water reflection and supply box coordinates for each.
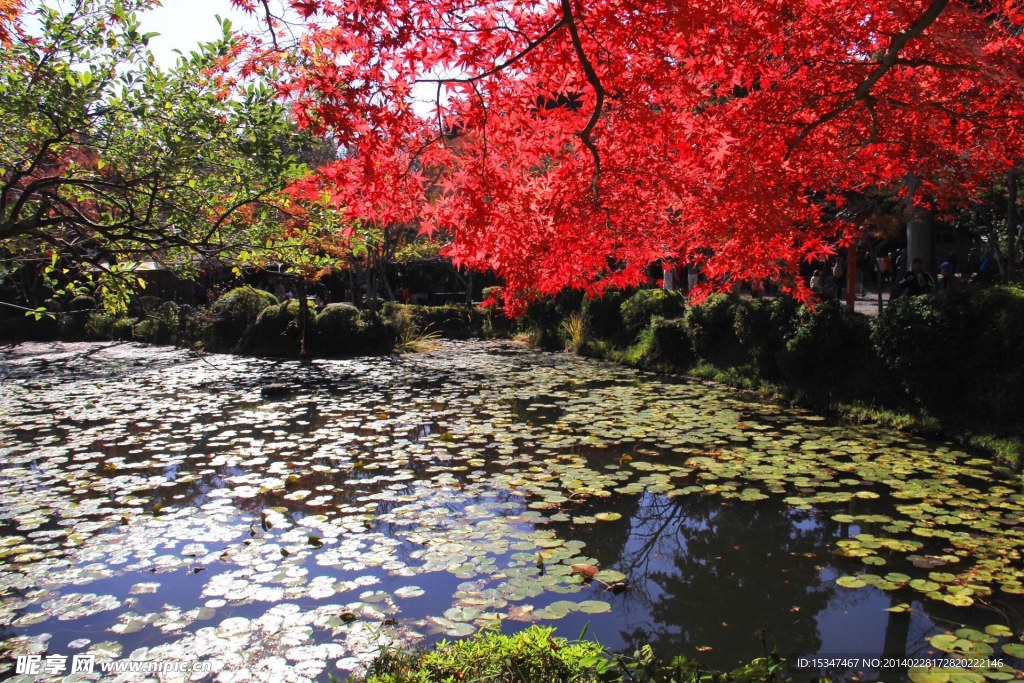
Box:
[552,493,837,670]
[2,340,1023,682]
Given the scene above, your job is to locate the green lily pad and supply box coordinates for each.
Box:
[577,600,612,614]
[985,624,1013,638]
[836,576,866,589]
[1002,643,1024,658]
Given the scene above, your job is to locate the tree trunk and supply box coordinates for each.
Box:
[296,278,309,359]
[379,256,395,301]
[364,263,377,307]
[346,267,356,305]
[906,174,934,271]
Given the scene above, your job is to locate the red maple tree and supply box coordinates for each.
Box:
[0,0,21,43]
[237,0,1024,313]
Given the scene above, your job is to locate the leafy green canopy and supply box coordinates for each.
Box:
[0,0,312,312]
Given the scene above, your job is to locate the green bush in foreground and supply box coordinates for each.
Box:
[357,626,793,683]
[619,317,694,371]
[314,302,363,355]
[363,627,603,683]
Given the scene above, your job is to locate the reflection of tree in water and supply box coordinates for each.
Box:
[583,493,841,668]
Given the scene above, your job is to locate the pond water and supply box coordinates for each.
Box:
[1,340,1023,682]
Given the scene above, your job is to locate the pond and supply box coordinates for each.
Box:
[1,339,1023,682]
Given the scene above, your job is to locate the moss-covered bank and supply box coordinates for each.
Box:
[515,286,1024,470]
[6,284,1021,466]
[0,288,506,359]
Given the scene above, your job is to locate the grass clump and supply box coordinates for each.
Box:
[561,313,587,353]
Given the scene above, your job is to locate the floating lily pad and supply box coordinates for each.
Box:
[1002,643,1024,658]
[577,600,612,614]
[985,624,1013,638]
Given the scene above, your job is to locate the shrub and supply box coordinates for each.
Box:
[356,309,398,354]
[872,286,1024,427]
[362,627,605,683]
[779,299,875,387]
[132,319,161,343]
[518,290,584,350]
[110,316,136,340]
[175,304,205,346]
[620,288,684,340]
[360,626,792,683]
[59,295,96,339]
[732,297,796,377]
[481,285,502,303]
[85,312,116,340]
[205,286,278,352]
[482,304,514,336]
[132,301,179,345]
[640,317,695,371]
[313,303,362,356]
[383,303,487,339]
[871,291,973,402]
[243,300,302,356]
[685,293,742,363]
[67,295,96,312]
[582,290,626,342]
[972,286,1024,423]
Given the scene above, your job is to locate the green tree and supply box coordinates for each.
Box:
[0,0,306,313]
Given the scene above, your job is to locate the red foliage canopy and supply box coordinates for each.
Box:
[238,0,1024,313]
[0,0,21,44]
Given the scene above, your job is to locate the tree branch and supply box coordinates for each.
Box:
[416,18,566,85]
[561,0,607,204]
[786,0,951,157]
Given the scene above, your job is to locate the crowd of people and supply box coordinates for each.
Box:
[808,246,1006,304]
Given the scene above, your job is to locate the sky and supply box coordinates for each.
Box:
[134,0,439,115]
[138,0,259,68]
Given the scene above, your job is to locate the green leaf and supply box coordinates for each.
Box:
[836,576,866,589]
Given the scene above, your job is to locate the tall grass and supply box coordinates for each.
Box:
[561,313,586,353]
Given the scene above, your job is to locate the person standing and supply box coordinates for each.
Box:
[937,262,960,291]
[894,249,906,278]
[831,258,845,302]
